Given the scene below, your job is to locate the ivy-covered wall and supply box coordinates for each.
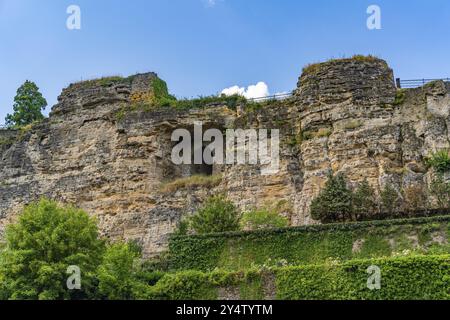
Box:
[169,216,450,271]
[150,255,450,300]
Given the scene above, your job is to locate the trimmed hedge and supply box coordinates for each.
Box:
[169,216,450,271]
[149,255,450,300]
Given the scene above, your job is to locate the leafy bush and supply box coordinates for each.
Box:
[0,199,162,300]
[150,255,450,300]
[5,81,47,128]
[352,179,377,220]
[97,243,151,300]
[426,150,450,173]
[310,173,353,222]
[190,195,241,234]
[240,209,289,230]
[0,199,105,300]
[380,183,400,216]
[429,174,450,209]
[275,255,449,300]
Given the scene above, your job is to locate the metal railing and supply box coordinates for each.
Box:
[247,91,294,102]
[396,78,450,89]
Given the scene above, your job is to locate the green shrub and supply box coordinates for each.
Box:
[149,270,218,300]
[352,179,377,220]
[429,174,450,209]
[0,199,105,300]
[149,255,450,300]
[97,243,151,300]
[169,215,450,271]
[426,150,450,173]
[190,195,241,234]
[393,89,406,106]
[0,199,162,300]
[275,255,449,300]
[310,173,353,222]
[240,209,289,230]
[380,183,400,216]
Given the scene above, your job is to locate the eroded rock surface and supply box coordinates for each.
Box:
[1,58,449,256]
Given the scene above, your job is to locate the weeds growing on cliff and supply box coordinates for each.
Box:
[73,75,126,89]
[426,150,450,173]
[393,89,407,106]
[159,174,222,194]
[302,55,382,75]
[0,137,16,148]
[343,119,363,130]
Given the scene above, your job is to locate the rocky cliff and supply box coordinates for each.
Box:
[1,57,449,257]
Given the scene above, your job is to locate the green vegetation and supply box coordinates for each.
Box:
[343,119,363,130]
[0,199,104,300]
[302,55,382,75]
[393,89,406,106]
[352,179,377,220]
[301,130,315,141]
[117,73,248,116]
[275,254,449,300]
[240,208,289,231]
[189,195,241,235]
[97,243,152,300]
[168,215,450,271]
[301,128,333,141]
[310,173,448,223]
[380,183,401,215]
[159,174,222,194]
[74,76,125,88]
[310,173,353,222]
[426,150,450,174]
[430,174,450,209]
[402,184,429,212]
[158,94,246,111]
[5,81,47,128]
[149,254,449,300]
[1,199,448,300]
[0,199,154,300]
[0,136,16,148]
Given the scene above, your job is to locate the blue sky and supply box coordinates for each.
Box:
[1,0,450,124]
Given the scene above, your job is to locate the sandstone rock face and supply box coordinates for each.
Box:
[1,59,449,256]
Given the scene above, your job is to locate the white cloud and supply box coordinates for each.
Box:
[204,0,220,7]
[221,82,270,99]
